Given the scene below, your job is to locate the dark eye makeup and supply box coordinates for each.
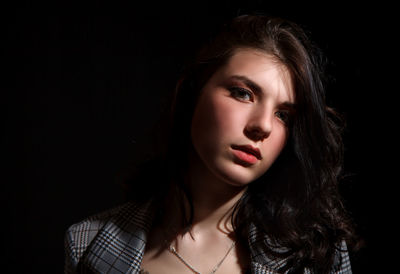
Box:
[275,110,290,124]
[228,87,253,101]
[227,82,296,126]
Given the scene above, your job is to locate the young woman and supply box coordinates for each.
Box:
[65,14,357,273]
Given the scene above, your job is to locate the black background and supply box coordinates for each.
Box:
[4,0,395,273]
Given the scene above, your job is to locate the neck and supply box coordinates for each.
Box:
[182,149,247,235]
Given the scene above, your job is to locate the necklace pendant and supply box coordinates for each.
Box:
[167,241,236,274]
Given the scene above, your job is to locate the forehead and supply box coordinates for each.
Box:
[215,48,295,102]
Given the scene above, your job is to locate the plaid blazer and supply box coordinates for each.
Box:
[64,201,352,274]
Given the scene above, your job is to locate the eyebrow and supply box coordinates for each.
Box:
[228,75,297,109]
[229,75,263,96]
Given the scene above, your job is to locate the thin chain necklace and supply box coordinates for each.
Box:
[167,240,236,274]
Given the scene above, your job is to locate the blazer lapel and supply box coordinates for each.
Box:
[74,202,305,274]
[248,223,290,274]
[250,261,281,273]
[78,201,155,273]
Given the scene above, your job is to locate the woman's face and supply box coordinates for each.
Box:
[190,48,295,187]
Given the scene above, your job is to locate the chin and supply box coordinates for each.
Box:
[214,163,261,187]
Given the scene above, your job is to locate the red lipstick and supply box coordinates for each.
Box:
[231,144,262,165]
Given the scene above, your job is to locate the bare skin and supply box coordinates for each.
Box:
[140,152,250,274]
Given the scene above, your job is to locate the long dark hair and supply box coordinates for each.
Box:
[124,14,358,273]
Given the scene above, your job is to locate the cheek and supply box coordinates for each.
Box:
[191,94,245,147]
[261,127,288,164]
[212,99,245,135]
[260,128,288,177]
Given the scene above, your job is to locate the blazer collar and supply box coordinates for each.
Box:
[247,223,291,273]
[79,200,155,273]
[78,201,286,273]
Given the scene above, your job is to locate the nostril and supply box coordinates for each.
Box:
[244,126,271,141]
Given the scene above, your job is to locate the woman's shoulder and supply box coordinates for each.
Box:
[248,224,352,273]
[66,202,128,235]
[66,200,154,236]
[64,200,155,269]
[64,202,130,259]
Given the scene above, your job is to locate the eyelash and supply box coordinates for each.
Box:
[275,110,291,124]
[229,86,292,125]
[229,87,253,101]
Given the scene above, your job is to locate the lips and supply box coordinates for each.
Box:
[232,144,262,159]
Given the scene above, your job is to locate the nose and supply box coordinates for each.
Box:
[244,107,273,141]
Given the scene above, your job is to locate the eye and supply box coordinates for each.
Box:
[229,87,253,101]
[275,110,290,124]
